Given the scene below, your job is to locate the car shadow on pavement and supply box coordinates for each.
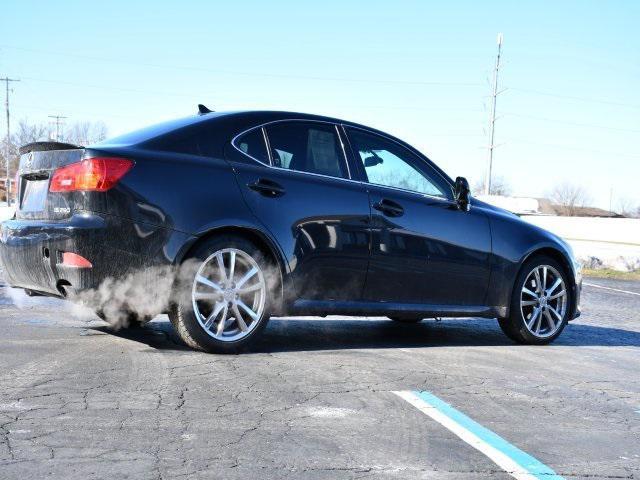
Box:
[90,317,640,354]
[254,318,640,352]
[89,323,191,352]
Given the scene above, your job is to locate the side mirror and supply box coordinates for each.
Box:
[454,176,471,212]
[363,152,384,168]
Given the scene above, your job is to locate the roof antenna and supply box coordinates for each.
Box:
[198,104,214,115]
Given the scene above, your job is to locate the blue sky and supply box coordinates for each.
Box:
[2,0,639,210]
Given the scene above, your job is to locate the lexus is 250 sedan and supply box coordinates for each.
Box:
[0,107,581,353]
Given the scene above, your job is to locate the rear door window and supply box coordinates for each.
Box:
[234,128,269,164]
[264,122,349,179]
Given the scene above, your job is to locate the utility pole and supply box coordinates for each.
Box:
[484,34,503,196]
[609,187,613,213]
[1,77,20,207]
[48,115,67,142]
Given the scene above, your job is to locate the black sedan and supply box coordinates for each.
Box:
[0,108,581,353]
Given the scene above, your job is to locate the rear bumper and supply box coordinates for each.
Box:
[0,213,143,297]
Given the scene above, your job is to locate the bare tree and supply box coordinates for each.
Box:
[0,119,109,199]
[14,120,50,145]
[2,120,51,174]
[64,121,108,146]
[472,176,511,196]
[549,182,591,216]
[616,197,639,218]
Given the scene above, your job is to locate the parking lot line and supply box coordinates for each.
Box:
[583,282,640,296]
[393,390,564,480]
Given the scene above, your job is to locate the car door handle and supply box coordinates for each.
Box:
[373,199,404,217]
[248,179,286,197]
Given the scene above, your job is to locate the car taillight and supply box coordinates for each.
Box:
[49,157,133,193]
[61,252,93,268]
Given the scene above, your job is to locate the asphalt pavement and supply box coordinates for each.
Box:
[0,277,638,479]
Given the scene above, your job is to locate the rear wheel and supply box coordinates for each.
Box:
[499,255,571,345]
[169,235,274,353]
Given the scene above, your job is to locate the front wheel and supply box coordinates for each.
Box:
[169,235,274,353]
[499,255,571,345]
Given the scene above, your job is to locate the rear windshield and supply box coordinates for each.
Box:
[97,113,225,147]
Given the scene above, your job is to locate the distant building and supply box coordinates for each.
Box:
[476,195,622,217]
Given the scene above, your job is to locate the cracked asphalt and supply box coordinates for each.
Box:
[0,277,638,479]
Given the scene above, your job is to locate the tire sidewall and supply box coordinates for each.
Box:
[509,255,572,345]
[174,235,274,353]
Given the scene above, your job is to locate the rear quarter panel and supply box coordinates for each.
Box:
[92,146,261,264]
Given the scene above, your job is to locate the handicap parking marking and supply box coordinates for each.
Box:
[583,282,640,297]
[393,390,564,480]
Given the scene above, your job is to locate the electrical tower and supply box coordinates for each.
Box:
[484,34,503,196]
[1,77,20,206]
[48,115,67,142]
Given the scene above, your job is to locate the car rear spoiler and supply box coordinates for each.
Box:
[19,142,83,155]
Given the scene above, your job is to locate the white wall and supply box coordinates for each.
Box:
[521,215,640,245]
[0,205,14,222]
[521,215,640,271]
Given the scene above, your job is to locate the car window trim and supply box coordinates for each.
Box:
[231,119,354,182]
[365,179,456,204]
[343,124,455,201]
[230,125,272,166]
[261,126,272,166]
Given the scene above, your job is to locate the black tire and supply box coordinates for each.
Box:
[168,235,275,354]
[498,255,571,345]
[95,310,151,329]
[122,313,151,328]
[389,316,424,324]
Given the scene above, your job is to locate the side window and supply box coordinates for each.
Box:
[265,122,348,179]
[346,128,449,198]
[234,128,269,164]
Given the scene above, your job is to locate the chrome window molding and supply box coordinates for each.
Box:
[231,125,272,167]
[230,118,455,201]
[363,181,455,204]
[231,118,354,182]
[334,124,352,179]
[260,126,271,166]
[343,124,455,201]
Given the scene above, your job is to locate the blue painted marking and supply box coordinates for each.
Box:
[414,391,564,479]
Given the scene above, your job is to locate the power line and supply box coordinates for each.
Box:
[14,77,640,136]
[484,33,504,196]
[5,44,638,110]
[501,111,640,134]
[1,76,19,206]
[503,137,640,158]
[509,87,640,110]
[0,45,482,88]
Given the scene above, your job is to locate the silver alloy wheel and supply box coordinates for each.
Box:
[191,248,266,342]
[520,264,567,338]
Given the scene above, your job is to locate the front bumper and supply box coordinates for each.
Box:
[571,258,582,320]
[0,213,144,297]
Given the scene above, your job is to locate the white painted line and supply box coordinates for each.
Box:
[393,390,564,480]
[583,282,640,297]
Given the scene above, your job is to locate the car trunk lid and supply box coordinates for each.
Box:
[16,142,84,221]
